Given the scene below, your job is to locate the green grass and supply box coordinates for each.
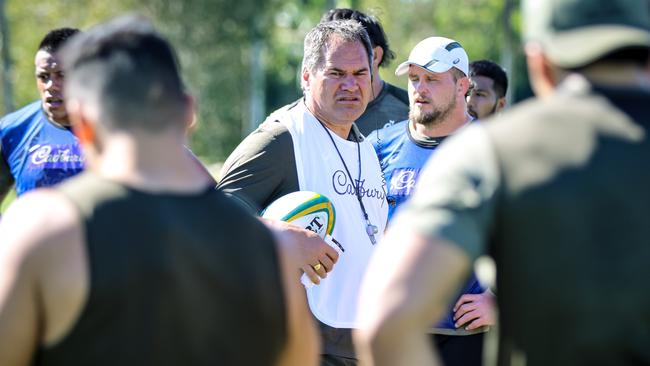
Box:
[1,189,16,214]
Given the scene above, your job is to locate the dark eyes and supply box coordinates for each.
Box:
[328,70,367,77]
[36,72,64,81]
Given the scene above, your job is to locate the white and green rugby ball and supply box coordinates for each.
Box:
[262,191,336,238]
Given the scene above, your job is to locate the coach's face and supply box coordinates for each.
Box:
[303,36,371,135]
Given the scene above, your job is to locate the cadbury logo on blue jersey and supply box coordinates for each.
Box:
[389,168,421,196]
[28,144,85,169]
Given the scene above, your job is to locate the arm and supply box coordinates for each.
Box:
[272,224,320,366]
[217,122,299,211]
[355,230,471,366]
[219,122,338,283]
[354,124,500,366]
[0,217,40,366]
[0,190,86,366]
[262,218,338,285]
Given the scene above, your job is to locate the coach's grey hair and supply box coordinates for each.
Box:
[301,19,373,74]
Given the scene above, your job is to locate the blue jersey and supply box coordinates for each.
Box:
[368,120,484,331]
[0,101,84,196]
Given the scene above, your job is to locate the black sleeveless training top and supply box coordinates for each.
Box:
[34,172,287,366]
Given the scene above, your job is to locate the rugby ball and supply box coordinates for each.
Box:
[261,191,335,239]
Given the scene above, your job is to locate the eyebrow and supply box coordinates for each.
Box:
[328,66,368,73]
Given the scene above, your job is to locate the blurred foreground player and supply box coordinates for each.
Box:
[356,0,650,365]
[0,16,317,366]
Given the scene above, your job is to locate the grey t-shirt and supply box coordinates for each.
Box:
[218,121,299,212]
[355,82,409,136]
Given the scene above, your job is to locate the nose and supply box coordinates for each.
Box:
[466,94,476,107]
[340,74,359,91]
[413,80,428,96]
[46,75,63,92]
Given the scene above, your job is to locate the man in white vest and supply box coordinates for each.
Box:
[218,19,388,365]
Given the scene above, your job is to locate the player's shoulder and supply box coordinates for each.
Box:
[0,101,42,130]
[368,119,409,143]
[0,188,81,261]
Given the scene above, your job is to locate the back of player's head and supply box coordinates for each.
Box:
[61,15,187,133]
[321,8,394,68]
[469,60,508,98]
[38,28,80,54]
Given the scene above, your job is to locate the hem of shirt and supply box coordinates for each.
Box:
[427,326,490,336]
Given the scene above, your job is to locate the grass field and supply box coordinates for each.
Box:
[1,189,16,214]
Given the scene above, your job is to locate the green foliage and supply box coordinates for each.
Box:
[2,0,527,165]
[4,0,141,114]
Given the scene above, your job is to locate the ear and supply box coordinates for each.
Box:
[183,94,197,133]
[495,97,507,113]
[67,99,95,146]
[372,46,383,70]
[525,42,558,98]
[301,66,311,91]
[457,76,471,99]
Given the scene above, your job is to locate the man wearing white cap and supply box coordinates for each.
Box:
[365,36,495,366]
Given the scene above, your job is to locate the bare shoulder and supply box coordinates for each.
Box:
[0,189,81,261]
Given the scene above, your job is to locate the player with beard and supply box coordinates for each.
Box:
[0,28,84,202]
[366,36,495,366]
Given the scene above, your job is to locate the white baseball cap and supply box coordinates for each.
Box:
[395,36,469,76]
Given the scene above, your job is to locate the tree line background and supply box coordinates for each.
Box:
[0,0,527,169]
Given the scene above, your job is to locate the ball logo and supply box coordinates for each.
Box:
[305,216,325,235]
[262,191,336,238]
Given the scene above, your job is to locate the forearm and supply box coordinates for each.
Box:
[356,229,471,365]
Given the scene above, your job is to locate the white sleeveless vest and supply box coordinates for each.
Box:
[279,102,388,328]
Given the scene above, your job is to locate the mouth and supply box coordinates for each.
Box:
[45,96,64,109]
[468,108,477,119]
[335,95,361,104]
[414,97,431,107]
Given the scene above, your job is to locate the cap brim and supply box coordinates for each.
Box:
[542,25,650,68]
[395,61,454,76]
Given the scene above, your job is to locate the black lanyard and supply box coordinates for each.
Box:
[317,120,379,244]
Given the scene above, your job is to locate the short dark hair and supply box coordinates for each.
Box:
[61,15,187,132]
[469,60,508,98]
[38,28,80,54]
[321,8,395,68]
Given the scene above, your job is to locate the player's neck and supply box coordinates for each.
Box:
[95,134,214,193]
[371,77,384,101]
